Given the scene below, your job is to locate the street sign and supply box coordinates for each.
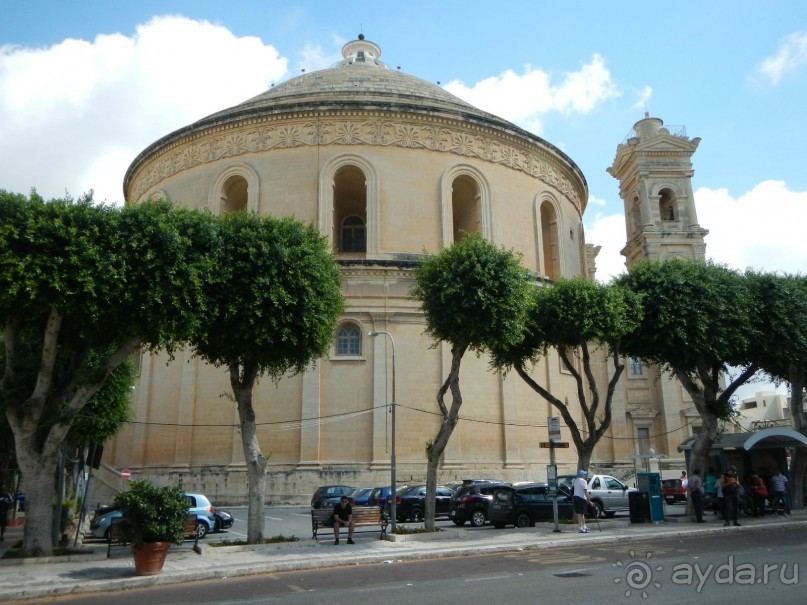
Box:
[540,441,569,448]
[120,468,131,480]
[548,416,561,442]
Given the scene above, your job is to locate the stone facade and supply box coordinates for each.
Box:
[101,39,706,504]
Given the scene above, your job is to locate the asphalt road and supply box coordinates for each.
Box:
[58,522,807,605]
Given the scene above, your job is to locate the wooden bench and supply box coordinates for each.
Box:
[311,506,388,540]
[107,515,202,557]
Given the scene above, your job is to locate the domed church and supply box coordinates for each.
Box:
[103,36,706,503]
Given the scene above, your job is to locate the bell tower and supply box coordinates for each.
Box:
[607,113,709,268]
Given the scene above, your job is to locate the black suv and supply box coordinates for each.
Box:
[449,481,503,527]
[487,482,577,528]
[390,484,454,522]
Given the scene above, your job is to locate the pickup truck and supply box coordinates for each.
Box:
[558,474,637,518]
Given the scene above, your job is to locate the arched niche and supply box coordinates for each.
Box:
[537,196,562,281]
[319,154,379,255]
[440,164,492,247]
[208,163,260,214]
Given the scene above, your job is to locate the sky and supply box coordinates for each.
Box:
[1,1,806,397]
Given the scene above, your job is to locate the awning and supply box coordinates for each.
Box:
[677,427,807,452]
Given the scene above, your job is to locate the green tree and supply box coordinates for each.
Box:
[746,271,807,508]
[616,259,758,479]
[191,211,344,544]
[492,278,642,478]
[0,191,214,556]
[411,234,531,530]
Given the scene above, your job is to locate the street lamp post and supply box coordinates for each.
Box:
[368,330,396,533]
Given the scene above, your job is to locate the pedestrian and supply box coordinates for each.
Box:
[749,473,768,517]
[770,469,790,516]
[705,467,719,516]
[0,485,13,542]
[573,470,590,534]
[332,495,355,545]
[680,470,688,491]
[720,466,741,527]
[688,468,705,523]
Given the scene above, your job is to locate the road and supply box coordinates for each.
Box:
[39,523,807,605]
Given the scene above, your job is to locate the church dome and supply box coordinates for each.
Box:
[124,35,585,203]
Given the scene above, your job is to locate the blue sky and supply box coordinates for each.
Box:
[1,2,805,296]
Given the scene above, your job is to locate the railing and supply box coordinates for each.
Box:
[621,124,687,145]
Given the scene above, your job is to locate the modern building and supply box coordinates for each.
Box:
[99,36,708,503]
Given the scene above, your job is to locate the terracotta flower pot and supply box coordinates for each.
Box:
[132,541,171,576]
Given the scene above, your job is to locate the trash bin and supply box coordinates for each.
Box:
[629,491,650,523]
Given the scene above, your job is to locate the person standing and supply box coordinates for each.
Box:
[680,471,688,491]
[573,470,590,533]
[688,469,705,523]
[332,495,355,545]
[0,486,13,542]
[770,469,790,516]
[720,466,741,527]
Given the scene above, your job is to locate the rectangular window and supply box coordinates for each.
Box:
[629,357,643,377]
[637,427,650,455]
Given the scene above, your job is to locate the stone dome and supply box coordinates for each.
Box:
[124,36,585,203]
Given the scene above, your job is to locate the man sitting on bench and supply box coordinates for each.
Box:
[333,496,355,545]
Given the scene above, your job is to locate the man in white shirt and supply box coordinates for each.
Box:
[573,470,590,533]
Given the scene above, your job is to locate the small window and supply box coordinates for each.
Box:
[341,216,366,253]
[629,357,643,377]
[591,478,601,489]
[605,478,623,490]
[336,325,361,356]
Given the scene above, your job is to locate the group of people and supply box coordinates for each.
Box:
[686,467,791,525]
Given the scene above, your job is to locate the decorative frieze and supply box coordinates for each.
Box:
[129,113,584,210]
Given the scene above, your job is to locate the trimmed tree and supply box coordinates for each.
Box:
[190,212,344,544]
[0,191,215,556]
[616,259,759,480]
[492,278,643,476]
[746,271,807,508]
[411,234,531,530]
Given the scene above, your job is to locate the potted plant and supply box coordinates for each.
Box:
[113,480,188,575]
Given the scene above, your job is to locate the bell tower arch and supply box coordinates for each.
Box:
[607,113,709,268]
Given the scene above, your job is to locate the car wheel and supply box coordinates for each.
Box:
[666,497,675,505]
[213,517,221,533]
[604,511,616,518]
[452,519,465,526]
[515,512,533,528]
[409,508,424,523]
[493,522,506,529]
[195,522,208,539]
[590,500,604,519]
[103,527,111,541]
[470,510,487,527]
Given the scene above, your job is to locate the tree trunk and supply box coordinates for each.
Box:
[230,362,266,544]
[425,344,465,531]
[14,435,61,556]
[788,372,805,510]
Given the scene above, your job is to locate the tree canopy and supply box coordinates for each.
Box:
[411,233,531,528]
[191,211,344,543]
[492,278,643,471]
[0,190,216,556]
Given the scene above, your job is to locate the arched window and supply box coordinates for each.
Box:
[540,201,561,281]
[333,166,367,254]
[335,324,362,356]
[222,175,248,213]
[659,188,678,222]
[451,175,480,242]
[340,216,366,253]
[632,197,642,235]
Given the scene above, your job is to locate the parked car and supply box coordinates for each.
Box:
[368,484,411,508]
[557,474,637,518]
[310,485,355,509]
[389,484,455,522]
[213,509,234,532]
[445,478,502,492]
[661,478,687,504]
[347,487,373,506]
[90,492,217,539]
[488,483,577,528]
[449,480,503,527]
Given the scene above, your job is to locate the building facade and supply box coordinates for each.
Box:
[100,37,706,504]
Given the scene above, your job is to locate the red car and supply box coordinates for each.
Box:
[662,478,687,504]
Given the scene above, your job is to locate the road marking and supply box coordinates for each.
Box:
[464,575,513,582]
[287,584,306,592]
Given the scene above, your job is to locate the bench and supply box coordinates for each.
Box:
[311,506,388,540]
[107,515,202,557]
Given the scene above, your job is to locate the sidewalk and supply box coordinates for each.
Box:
[2,510,806,602]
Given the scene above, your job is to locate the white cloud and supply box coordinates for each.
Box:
[758,31,807,85]
[443,54,619,135]
[296,42,342,73]
[0,15,288,204]
[632,85,653,110]
[584,180,807,282]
